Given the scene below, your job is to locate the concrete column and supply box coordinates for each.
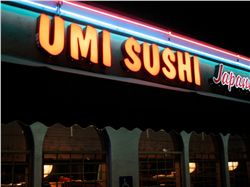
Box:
[180,131,191,187]
[30,122,48,187]
[105,126,141,187]
[219,133,230,187]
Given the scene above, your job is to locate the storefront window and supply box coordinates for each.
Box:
[139,129,182,187]
[228,135,249,187]
[1,121,31,187]
[189,133,221,187]
[42,124,107,187]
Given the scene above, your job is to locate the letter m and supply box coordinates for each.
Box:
[70,24,98,64]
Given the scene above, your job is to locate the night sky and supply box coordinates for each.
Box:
[85,1,250,57]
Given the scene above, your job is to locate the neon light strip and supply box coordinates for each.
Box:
[63,0,172,35]
[10,0,250,70]
[171,33,249,61]
[63,0,250,63]
[60,9,250,70]
[16,0,57,12]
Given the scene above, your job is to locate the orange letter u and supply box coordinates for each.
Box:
[38,14,64,55]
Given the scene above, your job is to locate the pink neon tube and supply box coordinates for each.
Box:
[63,0,250,63]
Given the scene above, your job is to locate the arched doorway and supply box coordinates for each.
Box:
[189,132,221,187]
[1,121,32,187]
[139,129,182,187]
[228,134,249,187]
[42,124,107,187]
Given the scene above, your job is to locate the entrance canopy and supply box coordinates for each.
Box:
[2,62,249,134]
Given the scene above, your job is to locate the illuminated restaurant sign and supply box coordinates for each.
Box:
[1,1,250,103]
[37,14,201,86]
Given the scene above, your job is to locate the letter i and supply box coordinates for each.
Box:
[193,56,201,86]
[100,30,112,67]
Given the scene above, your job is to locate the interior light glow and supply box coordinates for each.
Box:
[152,174,166,179]
[16,183,25,186]
[189,162,196,173]
[152,172,175,179]
[44,165,53,178]
[9,0,250,70]
[228,161,239,171]
[63,0,250,63]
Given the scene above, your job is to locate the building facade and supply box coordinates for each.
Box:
[2,1,250,187]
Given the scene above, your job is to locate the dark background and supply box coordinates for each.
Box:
[2,1,250,133]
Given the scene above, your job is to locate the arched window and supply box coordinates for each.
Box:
[139,129,182,187]
[42,124,107,187]
[228,135,249,187]
[189,132,221,187]
[1,121,32,187]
